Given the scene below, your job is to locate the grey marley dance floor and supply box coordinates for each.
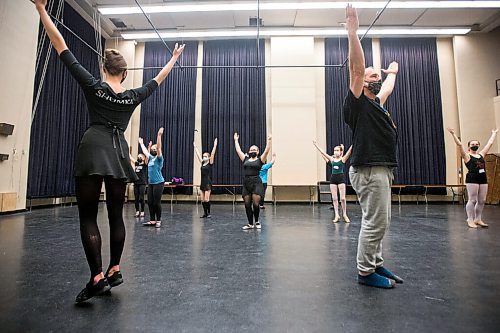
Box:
[1,202,500,332]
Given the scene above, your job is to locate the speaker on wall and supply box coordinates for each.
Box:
[0,123,14,135]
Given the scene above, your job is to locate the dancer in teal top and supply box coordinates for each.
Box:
[139,127,166,228]
[313,141,352,223]
[259,153,276,209]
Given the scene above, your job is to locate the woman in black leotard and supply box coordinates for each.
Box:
[35,0,185,303]
[234,133,272,230]
[129,151,148,218]
[194,138,218,218]
[448,128,498,228]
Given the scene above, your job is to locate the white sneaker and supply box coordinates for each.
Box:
[140,212,145,217]
[242,224,254,230]
[135,211,140,217]
[255,222,262,229]
[155,221,161,228]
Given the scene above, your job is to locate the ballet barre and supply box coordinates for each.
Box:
[163,184,194,211]
[391,184,466,205]
[270,185,317,207]
[194,184,242,208]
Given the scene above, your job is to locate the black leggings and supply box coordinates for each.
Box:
[75,175,126,278]
[148,183,163,221]
[259,183,268,206]
[243,194,261,225]
[134,184,146,212]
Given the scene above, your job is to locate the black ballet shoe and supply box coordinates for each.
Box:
[106,270,123,288]
[75,278,111,303]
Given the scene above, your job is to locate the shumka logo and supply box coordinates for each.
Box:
[96,90,134,105]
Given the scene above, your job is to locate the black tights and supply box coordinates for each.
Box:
[147,184,163,221]
[243,194,261,225]
[260,183,268,206]
[75,176,126,278]
[134,184,146,212]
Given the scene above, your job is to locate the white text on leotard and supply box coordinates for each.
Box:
[96,90,134,105]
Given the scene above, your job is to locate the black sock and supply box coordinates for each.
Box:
[207,202,211,215]
[244,204,253,224]
[202,202,208,216]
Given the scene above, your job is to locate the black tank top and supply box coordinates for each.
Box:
[465,155,486,174]
[243,157,263,177]
[201,163,213,180]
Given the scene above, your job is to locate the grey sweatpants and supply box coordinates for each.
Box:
[349,166,394,273]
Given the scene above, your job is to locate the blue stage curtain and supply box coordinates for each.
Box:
[201,40,266,192]
[380,38,446,187]
[28,1,103,198]
[139,41,198,191]
[325,38,372,184]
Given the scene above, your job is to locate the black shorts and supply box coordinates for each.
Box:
[200,178,212,191]
[330,173,346,185]
[466,172,487,184]
[242,176,265,197]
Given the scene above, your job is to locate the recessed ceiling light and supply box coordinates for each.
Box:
[121,27,471,40]
[98,1,500,15]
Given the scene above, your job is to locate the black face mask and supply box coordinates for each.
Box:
[249,152,258,158]
[366,80,382,95]
[470,146,479,152]
[151,151,158,156]
[120,71,127,84]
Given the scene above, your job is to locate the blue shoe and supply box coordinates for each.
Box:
[375,266,404,284]
[358,272,395,289]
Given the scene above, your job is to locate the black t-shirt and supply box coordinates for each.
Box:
[201,163,213,180]
[59,49,158,129]
[134,161,148,185]
[343,90,398,167]
[243,157,264,177]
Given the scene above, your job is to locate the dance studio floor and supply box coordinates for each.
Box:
[1,202,499,332]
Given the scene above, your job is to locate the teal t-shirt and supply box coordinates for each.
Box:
[259,163,273,183]
[148,155,165,184]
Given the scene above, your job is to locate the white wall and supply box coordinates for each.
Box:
[193,42,204,188]
[130,41,146,159]
[454,30,500,154]
[437,38,462,185]
[0,0,40,210]
[314,39,327,184]
[269,37,319,186]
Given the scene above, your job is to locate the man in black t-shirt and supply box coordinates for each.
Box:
[343,4,403,289]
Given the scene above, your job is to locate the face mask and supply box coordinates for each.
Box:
[249,152,258,158]
[151,151,157,156]
[202,156,209,162]
[366,80,382,95]
[334,152,341,157]
[120,71,127,84]
[470,146,479,152]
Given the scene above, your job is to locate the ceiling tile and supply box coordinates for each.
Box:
[414,9,499,26]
